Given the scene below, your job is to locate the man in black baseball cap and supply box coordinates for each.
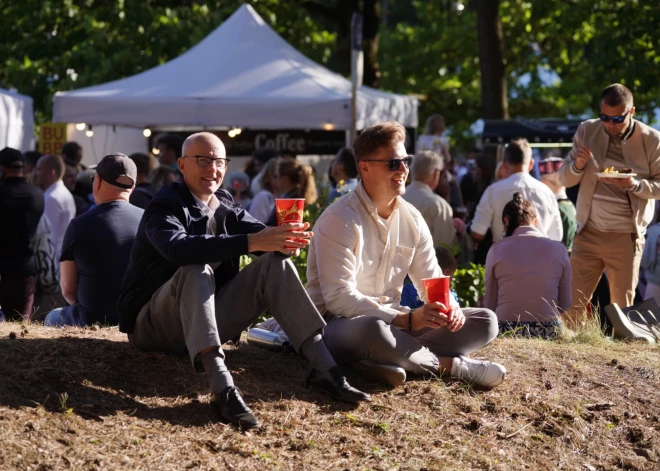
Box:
[44,153,144,327]
[0,146,26,169]
[0,147,44,321]
[89,153,137,191]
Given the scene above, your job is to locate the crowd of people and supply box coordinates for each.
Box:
[1,82,658,430]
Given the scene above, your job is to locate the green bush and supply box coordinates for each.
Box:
[451,263,485,308]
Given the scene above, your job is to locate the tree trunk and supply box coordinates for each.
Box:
[304,0,381,88]
[476,0,509,119]
[362,0,381,88]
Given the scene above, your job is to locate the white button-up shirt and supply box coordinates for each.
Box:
[44,180,76,262]
[471,172,563,242]
[306,182,447,323]
[402,180,456,247]
[191,192,220,234]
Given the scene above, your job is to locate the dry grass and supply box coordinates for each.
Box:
[0,322,659,471]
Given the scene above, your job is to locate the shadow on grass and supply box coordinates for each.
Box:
[0,335,366,427]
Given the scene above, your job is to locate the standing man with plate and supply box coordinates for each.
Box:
[559,83,660,325]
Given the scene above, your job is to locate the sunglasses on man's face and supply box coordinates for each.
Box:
[599,109,631,124]
[362,155,414,171]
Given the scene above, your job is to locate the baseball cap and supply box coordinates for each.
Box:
[89,153,137,189]
[0,147,25,168]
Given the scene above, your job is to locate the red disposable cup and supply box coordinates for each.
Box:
[275,198,305,248]
[422,277,451,313]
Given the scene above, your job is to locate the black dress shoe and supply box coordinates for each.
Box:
[211,386,259,430]
[305,366,371,403]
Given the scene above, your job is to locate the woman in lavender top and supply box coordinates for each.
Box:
[484,192,571,338]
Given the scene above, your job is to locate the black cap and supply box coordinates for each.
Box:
[0,147,25,169]
[89,153,137,189]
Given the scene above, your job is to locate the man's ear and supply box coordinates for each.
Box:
[528,158,535,172]
[358,161,369,176]
[177,157,186,172]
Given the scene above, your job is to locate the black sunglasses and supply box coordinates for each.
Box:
[599,109,630,124]
[362,155,413,171]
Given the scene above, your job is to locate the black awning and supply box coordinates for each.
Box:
[482,119,582,146]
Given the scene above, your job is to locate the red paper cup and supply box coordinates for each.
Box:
[422,277,451,313]
[275,198,305,248]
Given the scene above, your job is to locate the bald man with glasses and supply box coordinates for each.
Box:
[305,121,506,390]
[118,133,369,431]
[559,83,660,326]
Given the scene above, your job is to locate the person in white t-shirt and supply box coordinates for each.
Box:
[469,138,562,243]
[35,154,76,265]
[306,121,506,389]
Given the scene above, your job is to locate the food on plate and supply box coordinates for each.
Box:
[602,166,633,174]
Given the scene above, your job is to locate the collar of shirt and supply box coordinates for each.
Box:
[190,192,220,219]
[45,179,65,197]
[511,225,544,238]
[602,120,636,142]
[355,181,401,220]
[555,189,568,200]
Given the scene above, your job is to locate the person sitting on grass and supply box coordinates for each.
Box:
[484,192,572,338]
[305,121,506,389]
[117,132,369,431]
[44,154,144,327]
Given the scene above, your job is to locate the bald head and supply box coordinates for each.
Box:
[35,154,66,190]
[182,132,226,159]
[179,132,228,204]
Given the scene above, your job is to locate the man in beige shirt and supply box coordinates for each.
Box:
[306,121,506,388]
[402,150,457,248]
[559,83,660,325]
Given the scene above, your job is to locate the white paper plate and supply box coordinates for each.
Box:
[595,172,637,179]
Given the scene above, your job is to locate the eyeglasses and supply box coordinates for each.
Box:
[599,109,631,124]
[362,155,413,171]
[186,155,231,169]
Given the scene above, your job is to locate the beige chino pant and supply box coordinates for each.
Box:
[566,225,644,324]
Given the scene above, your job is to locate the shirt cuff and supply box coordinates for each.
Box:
[570,163,584,175]
[631,179,643,194]
[470,221,489,237]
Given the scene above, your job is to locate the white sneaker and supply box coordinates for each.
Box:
[353,360,407,388]
[451,356,506,388]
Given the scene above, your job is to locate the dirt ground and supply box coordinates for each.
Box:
[0,323,658,471]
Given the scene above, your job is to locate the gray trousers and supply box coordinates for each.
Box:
[322,308,499,375]
[129,253,326,371]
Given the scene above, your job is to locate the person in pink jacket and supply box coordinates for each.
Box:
[485,193,571,338]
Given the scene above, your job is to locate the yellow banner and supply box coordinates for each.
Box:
[39,122,68,154]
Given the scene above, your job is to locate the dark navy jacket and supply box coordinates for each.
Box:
[117,180,265,333]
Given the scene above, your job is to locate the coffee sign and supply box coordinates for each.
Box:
[149,128,415,156]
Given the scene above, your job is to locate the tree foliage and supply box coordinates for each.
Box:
[381,0,660,149]
[2,0,660,149]
[0,1,336,123]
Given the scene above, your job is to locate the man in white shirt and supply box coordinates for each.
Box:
[35,154,76,265]
[402,150,456,248]
[306,121,506,389]
[470,139,562,243]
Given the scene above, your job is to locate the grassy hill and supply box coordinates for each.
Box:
[0,322,658,470]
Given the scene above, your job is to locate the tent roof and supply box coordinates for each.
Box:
[0,88,34,152]
[53,4,417,130]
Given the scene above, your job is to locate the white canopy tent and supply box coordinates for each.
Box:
[0,88,34,152]
[53,4,417,131]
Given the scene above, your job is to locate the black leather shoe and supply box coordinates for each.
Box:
[305,366,371,403]
[211,386,259,430]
